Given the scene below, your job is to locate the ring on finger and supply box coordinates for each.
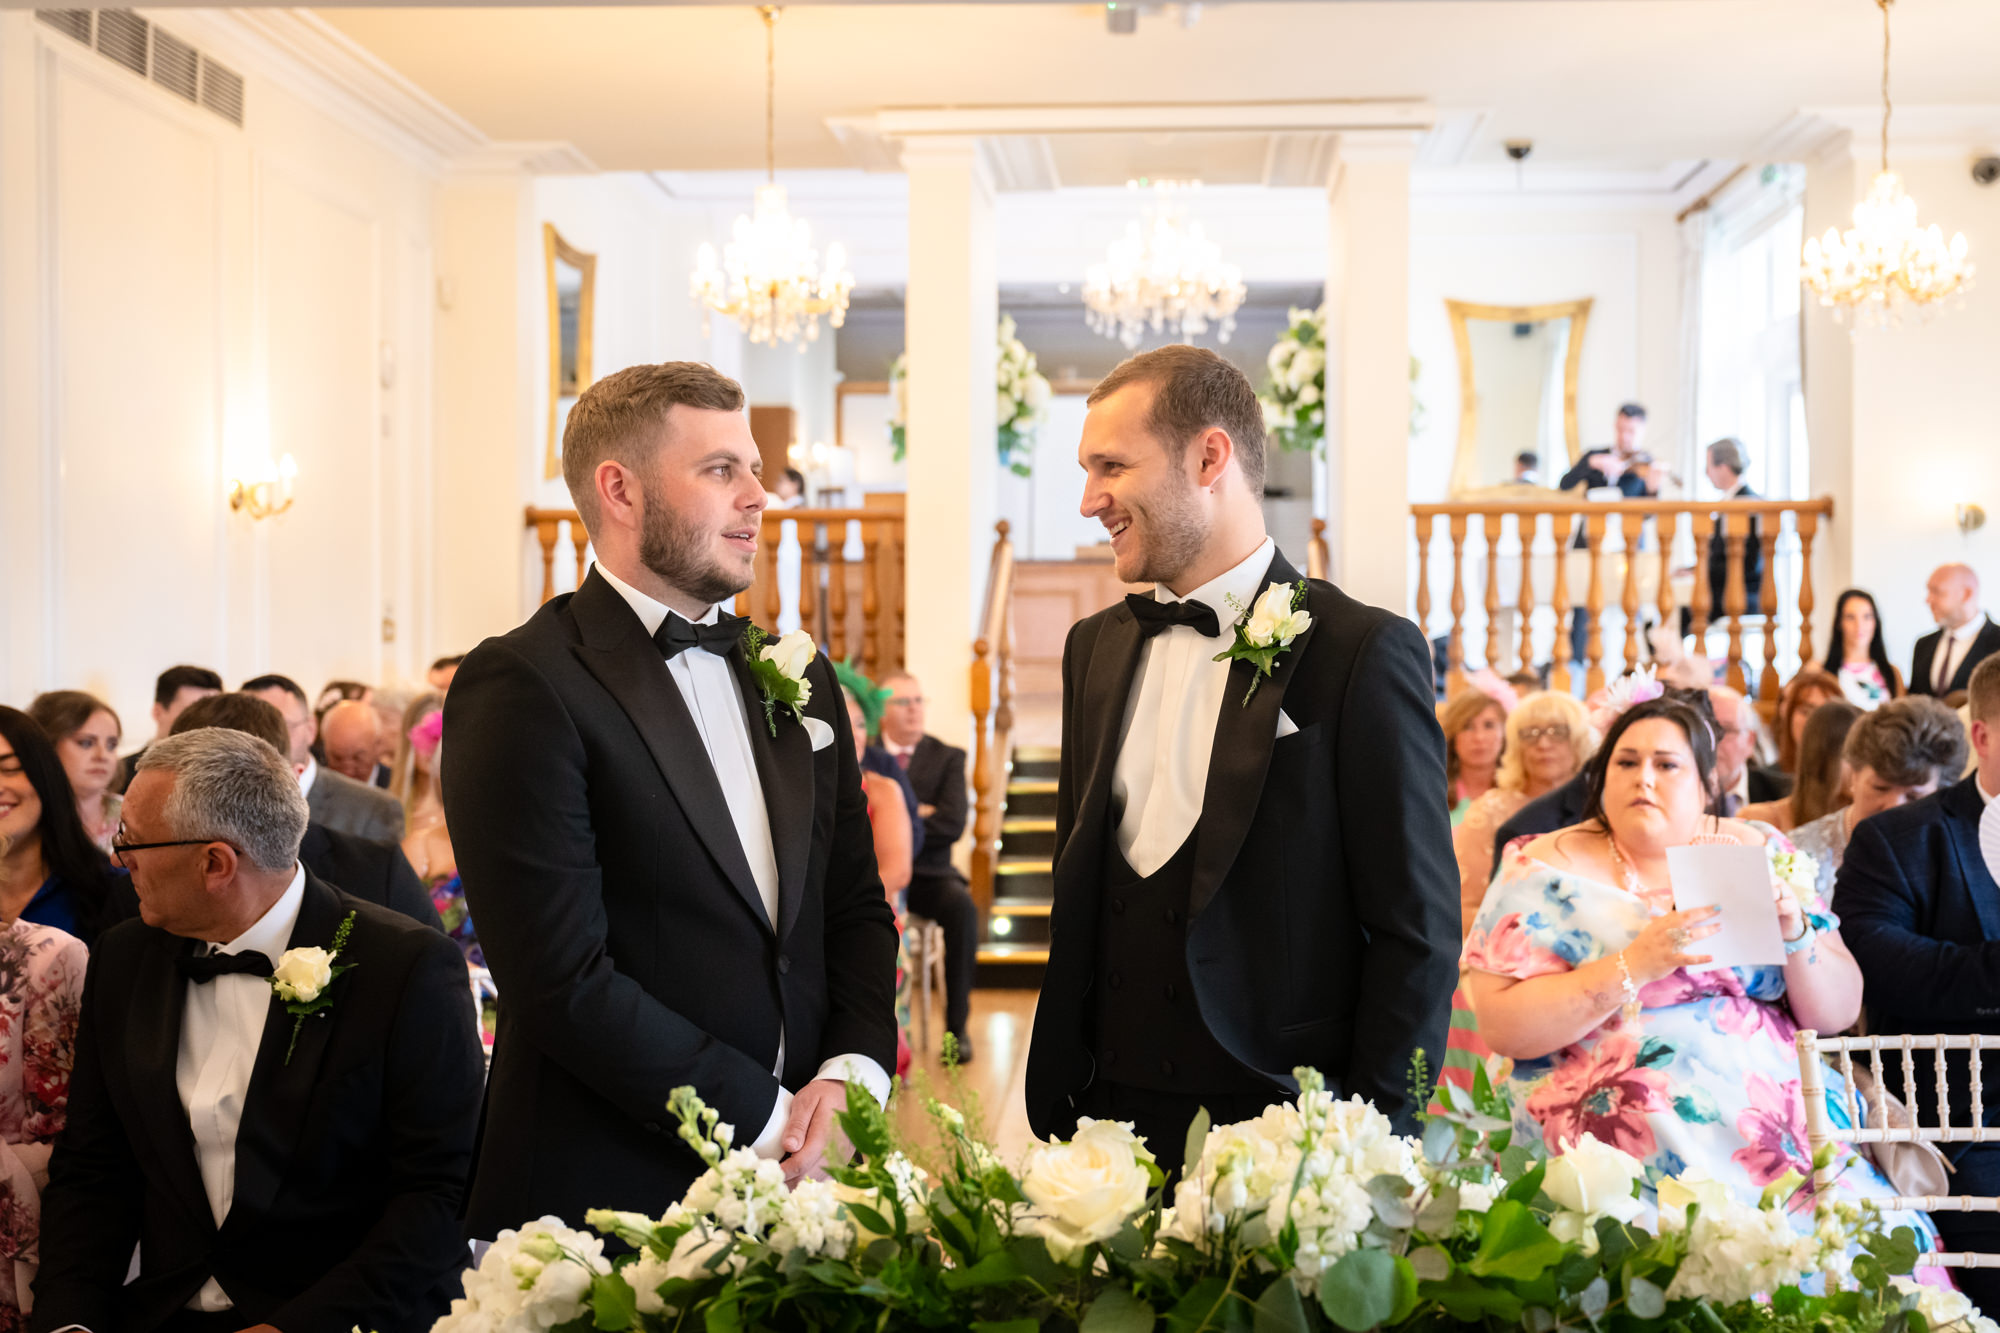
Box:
[1669,927,1693,949]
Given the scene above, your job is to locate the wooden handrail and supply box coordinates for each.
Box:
[968,521,1017,932]
[1413,497,1835,519]
[1307,519,1329,581]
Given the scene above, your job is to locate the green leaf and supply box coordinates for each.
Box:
[1868,1225,1922,1278]
[1625,1274,1666,1320]
[1424,1269,1524,1323]
[1253,1277,1310,1333]
[1083,1286,1160,1333]
[1388,1254,1421,1322]
[844,1202,894,1239]
[1578,1275,1610,1321]
[1468,1200,1566,1282]
[587,1270,638,1330]
[1366,1174,1416,1229]
[702,1295,744,1333]
[941,1249,1025,1290]
[1771,1286,1807,1316]
[971,1322,1041,1333]
[1006,1234,1069,1288]
[1524,1306,1557,1333]
[1167,1277,1232,1333]
[1182,1107,1212,1183]
[1409,1245,1452,1282]
[1504,1162,1547,1205]
[1319,1247,1401,1332]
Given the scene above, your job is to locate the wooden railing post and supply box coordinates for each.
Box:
[569,522,589,592]
[1414,512,1434,655]
[1620,512,1645,677]
[1689,512,1715,650]
[1655,513,1679,658]
[1796,510,1820,671]
[1550,522,1572,694]
[1517,514,1537,676]
[1758,521,1782,706]
[827,522,849,662]
[1447,514,1468,695]
[1583,513,1607,694]
[529,509,559,603]
[1484,515,1504,676]
[861,520,883,680]
[1308,518,1330,582]
[968,521,1015,930]
[1723,514,1749,693]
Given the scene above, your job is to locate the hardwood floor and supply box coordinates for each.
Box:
[888,988,1040,1169]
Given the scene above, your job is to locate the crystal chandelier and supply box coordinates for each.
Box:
[691,7,853,347]
[1083,181,1247,349]
[1800,0,1973,326]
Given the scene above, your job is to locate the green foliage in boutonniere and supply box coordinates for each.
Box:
[1214,579,1313,706]
[741,624,816,738]
[270,909,357,1064]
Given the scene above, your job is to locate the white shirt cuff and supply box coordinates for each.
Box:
[750,1084,793,1159]
[746,1053,892,1160]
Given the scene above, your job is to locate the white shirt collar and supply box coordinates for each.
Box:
[1945,614,1986,646]
[884,737,918,758]
[1979,769,1997,805]
[597,563,721,638]
[215,864,307,960]
[1155,536,1277,627]
[298,756,318,797]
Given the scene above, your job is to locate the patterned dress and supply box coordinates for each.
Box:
[1838,661,1894,710]
[428,872,484,969]
[1463,847,1938,1250]
[0,920,85,1331]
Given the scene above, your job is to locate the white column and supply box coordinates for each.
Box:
[1801,136,1861,622]
[1323,132,1417,615]
[901,136,998,746]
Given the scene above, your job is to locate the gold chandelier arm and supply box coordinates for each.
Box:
[761,5,779,184]
[1879,0,1892,176]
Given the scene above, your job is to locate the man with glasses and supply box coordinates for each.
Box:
[34,728,482,1333]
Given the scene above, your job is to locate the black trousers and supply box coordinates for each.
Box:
[906,870,976,1037]
[1937,1144,2000,1310]
[1078,1080,1278,1180]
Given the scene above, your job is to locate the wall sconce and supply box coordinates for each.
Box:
[1958,503,1987,535]
[228,454,298,520]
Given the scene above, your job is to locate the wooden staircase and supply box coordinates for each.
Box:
[975,745,1058,984]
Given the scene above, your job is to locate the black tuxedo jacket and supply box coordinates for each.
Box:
[32,872,483,1333]
[1025,550,1459,1137]
[906,734,969,880]
[1910,618,2000,698]
[441,568,898,1235]
[1705,485,1764,615]
[299,821,447,934]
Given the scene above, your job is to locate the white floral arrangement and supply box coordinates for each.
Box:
[884,315,1051,477]
[1260,305,1328,454]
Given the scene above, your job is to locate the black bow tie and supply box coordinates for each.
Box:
[1125,594,1221,639]
[176,949,274,984]
[654,612,749,661]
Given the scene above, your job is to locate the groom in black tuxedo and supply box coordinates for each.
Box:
[33,727,482,1333]
[1024,346,1458,1166]
[443,362,897,1236]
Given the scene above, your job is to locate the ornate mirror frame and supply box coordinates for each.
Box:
[544,223,597,481]
[1445,296,1592,499]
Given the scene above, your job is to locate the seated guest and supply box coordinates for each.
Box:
[876,671,976,1062]
[171,693,445,934]
[391,693,445,824]
[1711,685,1791,809]
[836,663,923,861]
[845,683,914,1079]
[392,700,477,962]
[1441,685,1507,825]
[26,691,122,853]
[0,709,132,947]
[310,680,371,768]
[1772,667,1843,776]
[34,728,482,1333]
[1792,695,1965,905]
[317,697,387,791]
[115,665,222,793]
[1512,451,1539,486]
[1912,563,2000,699]
[1741,698,1858,833]
[0,839,85,1328]
[1838,656,2000,1305]
[1464,694,1938,1248]
[244,674,403,842]
[426,655,465,694]
[1817,589,1905,707]
[1452,690,1594,930]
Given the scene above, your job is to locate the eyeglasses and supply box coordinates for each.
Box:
[1518,726,1571,744]
[109,826,233,866]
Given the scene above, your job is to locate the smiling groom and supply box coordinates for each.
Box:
[442,363,898,1235]
[1024,346,1459,1170]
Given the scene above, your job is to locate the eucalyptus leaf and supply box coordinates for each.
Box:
[1578,1275,1610,1320]
[1183,1107,1213,1180]
[1416,1184,1461,1234]
[1524,1305,1557,1333]
[1409,1245,1453,1282]
[1253,1278,1310,1333]
[1626,1274,1666,1320]
[1319,1247,1400,1332]
[1082,1286,1158,1333]
[1367,1174,1417,1229]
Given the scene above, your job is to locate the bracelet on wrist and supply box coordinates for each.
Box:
[1783,921,1818,956]
[1614,950,1642,1022]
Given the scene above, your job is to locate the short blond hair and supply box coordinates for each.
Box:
[560,362,745,532]
[1495,690,1594,793]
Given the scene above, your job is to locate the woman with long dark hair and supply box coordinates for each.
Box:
[25,691,122,854]
[1819,589,1904,709]
[0,707,129,946]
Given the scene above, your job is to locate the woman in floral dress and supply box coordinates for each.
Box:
[0,904,85,1330]
[1463,695,1937,1252]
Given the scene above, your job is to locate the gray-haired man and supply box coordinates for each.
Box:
[33,728,482,1333]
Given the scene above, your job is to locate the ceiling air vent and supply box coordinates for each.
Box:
[151,27,198,103]
[198,57,244,127]
[94,9,148,77]
[34,10,91,44]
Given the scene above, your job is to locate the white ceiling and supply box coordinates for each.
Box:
[283,2,2000,177]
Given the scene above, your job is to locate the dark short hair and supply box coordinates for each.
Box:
[1969,654,2000,726]
[154,665,223,709]
[1617,403,1648,421]
[0,706,120,935]
[1515,452,1538,469]
[27,690,120,744]
[240,674,308,709]
[171,693,291,757]
[429,655,465,672]
[783,468,807,492]
[560,362,746,531]
[1580,689,1721,823]
[1846,695,1969,787]
[1707,437,1748,476]
[1087,344,1268,496]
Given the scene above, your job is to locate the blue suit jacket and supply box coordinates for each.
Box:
[1834,773,2000,1123]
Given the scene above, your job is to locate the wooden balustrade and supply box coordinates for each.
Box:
[526,506,592,604]
[1410,496,1834,709]
[1307,519,1330,581]
[967,522,1017,930]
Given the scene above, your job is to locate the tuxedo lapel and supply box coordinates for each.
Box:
[1942,778,2000,940]
[569,568,769,932]
[228,873,346,1225]
[728,642,813,940]
[1190,551,1316,919]
[127,934,214,1227]
[1058,606,1147,884]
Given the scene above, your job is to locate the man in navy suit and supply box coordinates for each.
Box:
[1838,653,2000,1302]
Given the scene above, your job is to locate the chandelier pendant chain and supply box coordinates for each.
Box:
[763,5,777,185]
[1878,0,1891,177]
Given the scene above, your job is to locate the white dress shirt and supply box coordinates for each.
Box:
[178,865,306,1313]
[1934,615,1986,693]
[596,566,888,1156]
[1112,537,1276,877]
[297,756,318,799]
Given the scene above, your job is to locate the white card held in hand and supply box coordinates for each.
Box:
[1666,843,1785,972]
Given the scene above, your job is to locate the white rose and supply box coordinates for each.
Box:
[1458,1180,1498,1214]
[1656,1168,1733,1220]
[1268,340,1297,372]
[271,946,334,1003]
[665,1225,742,1284]
[1019,1118,1156,1260]
[761,629,817,682]
[1297,381,1321,407]
[1544,1134,1645,1224]
[1244,582,1311,648]
[1025,374,1051,411]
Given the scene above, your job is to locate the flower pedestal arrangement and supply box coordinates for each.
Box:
[434,1068,1984,1333]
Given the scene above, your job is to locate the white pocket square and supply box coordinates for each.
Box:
[802,716,835,752]
[1276,709,1299,739]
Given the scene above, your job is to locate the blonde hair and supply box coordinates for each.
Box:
[1494,690,1594,793]
[391,690,444,822]
[1441,690,1507,791]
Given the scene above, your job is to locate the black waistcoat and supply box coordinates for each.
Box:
[1090,832,1266,1095]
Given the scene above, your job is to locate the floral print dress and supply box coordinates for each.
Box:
[0,920,85,1330]
[1462,848,1938,1250]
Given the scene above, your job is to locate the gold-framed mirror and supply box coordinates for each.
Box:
[1445,297,1592,498]
[544,223,597,481]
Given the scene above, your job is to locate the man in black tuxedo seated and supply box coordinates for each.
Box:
[169,693,446,933]
[33,728,482,1333]
[1838,654,2000,1308]
[875,670,977,1061]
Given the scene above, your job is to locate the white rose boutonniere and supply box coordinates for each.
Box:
[270,909,357,1064]
[1213,580,1312,706]
[741,624,815,737]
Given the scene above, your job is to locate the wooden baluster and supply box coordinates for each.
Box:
[761,515,784,629]
[1655,513,1678,663]
[533,517,558,604]
[1414,512,1434,651]
[827,521,849,662]
[1550,519,1572,694]
[890,521,907,669]
[1689,512,1715,655]
[1723,512,1749,693]
[569,520,590,592]
[798,521,820,644]
[1796,509,1820,676]
[1758,517,1782,704]
[1446,514,1468,696]
[861,521,883,680]
[1583,513,1607,694]
[1620,512,1645,677]
[1517,514,1538,675]
[1484,515,1504,675]
[1308,518,1330,582]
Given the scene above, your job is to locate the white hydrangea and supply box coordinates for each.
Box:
[435,1217,609,1333]
[769,1177,856,1260]
[1657,1171,1826,1305]
[1894,1276,2000,1333]
[1458,1179,1499,1214]
[680,1146,790,1240]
